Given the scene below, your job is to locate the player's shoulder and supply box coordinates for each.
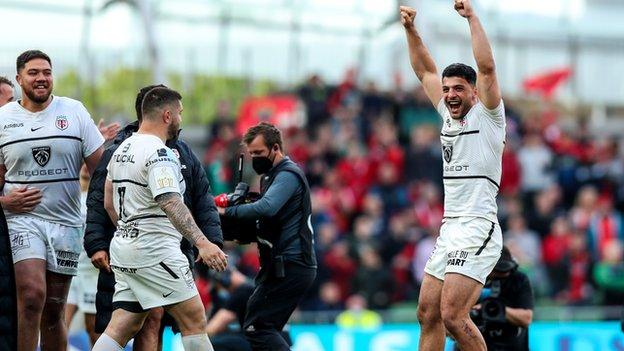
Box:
[54,96,85,109]
[0,101,20,116]
[474,99,505,115]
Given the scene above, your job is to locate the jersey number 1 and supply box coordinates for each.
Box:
[117,186,127,220]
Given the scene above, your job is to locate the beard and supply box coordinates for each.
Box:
[167,122,180,141]
[23,86,52,104]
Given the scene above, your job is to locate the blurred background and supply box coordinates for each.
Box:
[2,0,622,350]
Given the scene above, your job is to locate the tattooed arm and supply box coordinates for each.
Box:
[156,192,227,271]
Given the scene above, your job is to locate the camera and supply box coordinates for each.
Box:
[470,297,506,325]
[219,184,260,244]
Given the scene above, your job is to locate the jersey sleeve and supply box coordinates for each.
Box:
[480,100,505,127]
[146,147,183,199]
[77,103,105,157]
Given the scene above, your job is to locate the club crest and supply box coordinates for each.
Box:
[32,146,51,167]
[55,115,68,130]
[443,144,453,163]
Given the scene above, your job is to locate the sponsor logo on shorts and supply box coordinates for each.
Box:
[447,250,469,267]
[56,250,79,268]
[10,232,31,252]
[111,265,138,274]
[162,291,174,298]
[180,266,195,289]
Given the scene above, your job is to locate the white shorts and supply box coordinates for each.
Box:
[8,216,82,276]
[424,217,502,284]
[67,251,99,314]
[112,253,197,311]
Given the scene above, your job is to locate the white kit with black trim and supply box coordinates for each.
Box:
[437,99,506,224]
[0,96,104,226]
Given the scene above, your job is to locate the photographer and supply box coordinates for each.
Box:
[466,246,534,351]
[206,268,292,351]
[217,122,317,351]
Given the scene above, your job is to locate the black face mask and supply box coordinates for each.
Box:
[252,148,276,175]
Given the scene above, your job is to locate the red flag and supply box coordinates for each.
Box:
[522,67,572,100]
[236,95,305,135]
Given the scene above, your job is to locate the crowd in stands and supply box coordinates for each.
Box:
[200,74,624,314]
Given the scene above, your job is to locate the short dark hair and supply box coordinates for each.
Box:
[135,84,167,121]
[140,87,182,120]
[0,76,13,88]
[442,63,477,86]
[243,122,283,151]
[16,50,52,73]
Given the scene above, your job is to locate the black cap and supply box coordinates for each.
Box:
[494,246,518,272]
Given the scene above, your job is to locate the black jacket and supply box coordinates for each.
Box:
[0,211,16,350]
[83,122,223,332]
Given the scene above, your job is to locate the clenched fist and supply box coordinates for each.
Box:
[399,6,416,30]
[454,0,475,19]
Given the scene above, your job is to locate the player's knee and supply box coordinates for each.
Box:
[417,302,441,326]
[177,312,207,335]
[19,285,46,316]
[440,305,463,332]
[107,320,143,344]
[142,309,163,331]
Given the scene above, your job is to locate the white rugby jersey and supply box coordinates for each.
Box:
[0,96,104,226]
[437,99,506,223]
[107,133,186,268]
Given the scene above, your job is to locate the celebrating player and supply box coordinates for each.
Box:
[401,1,505,350]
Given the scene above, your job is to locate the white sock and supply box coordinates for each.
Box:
[92,333,124,351]
[182,334,214,351]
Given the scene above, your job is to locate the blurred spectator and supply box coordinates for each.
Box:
[570,185,598,232]
[336,294,382,330]
[351,246,394,310]
[323,240,357,300]
[404,125,443,188]
[542,216,573,298]
[526,186,562,237]
[593,240,624,305]
[298,74,331,129]
[518,133,554,205]
[564,231,593,305]
[587,195,624,260]
[307,282,345,313]
[505,214,541,270]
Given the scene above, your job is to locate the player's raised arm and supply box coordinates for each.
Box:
[455,0,501,110]
[400,5,442,107]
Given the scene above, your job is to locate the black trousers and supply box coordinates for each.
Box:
[243,263,316,351]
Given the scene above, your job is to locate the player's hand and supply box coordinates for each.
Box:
[0,186,42,213]
[196,239,228,272]
[91,250,111,273]
[399,6,416,30]
[97,119,121,142]
[454,0,475,19]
